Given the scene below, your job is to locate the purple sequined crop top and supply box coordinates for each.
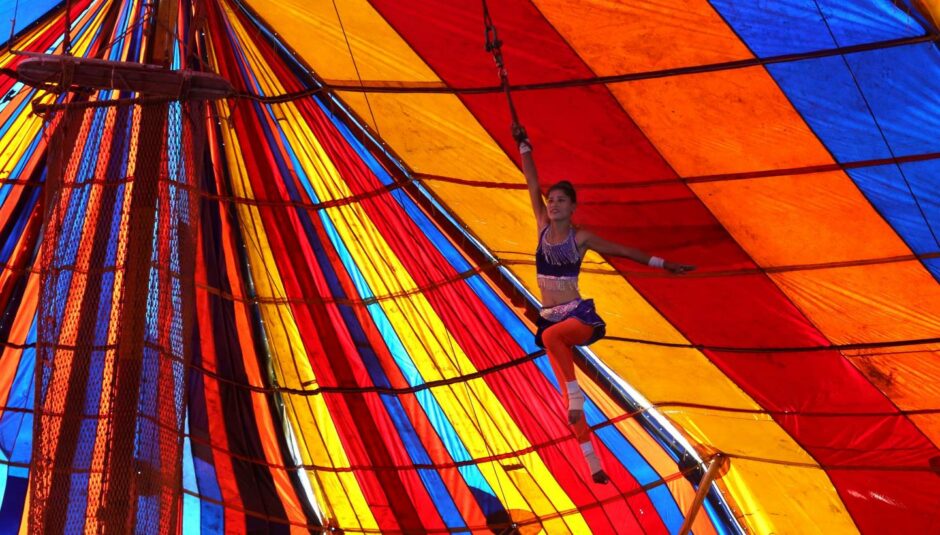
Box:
[535,227,581,292]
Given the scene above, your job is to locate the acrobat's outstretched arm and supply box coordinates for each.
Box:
[580,231,695,274]
[512,124,549,230]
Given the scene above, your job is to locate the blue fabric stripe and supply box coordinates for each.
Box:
[836,44,940,158]
[595,424,685,532]
[465,275,538,354]
[766,55,890,162]
[741,49,940,277]
[849,161,940,278]
[0,1,60,46]
[0,456,7,525]
[182,416,202,534]
[319,211,501,506]
[383,395,466,529]
[0,186,39,264]
[0,474,26,534]
[708,0,923,57]
[317,47,687,526]
[6,320,35,477]
[389,189,473,272]
[532,355,685,528]
[260,106,468,529]
[185,370,224,535]
[716,2,940,284]
[317,100,395,188]
[0,318,35,493]
[192,450,223,532]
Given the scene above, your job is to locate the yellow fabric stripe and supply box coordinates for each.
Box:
[207,9,378,522]
[214,96,378,531]
[719,458,855,535]
[224,5,591,527]
[239,0,790,529]
[223,99,386,533]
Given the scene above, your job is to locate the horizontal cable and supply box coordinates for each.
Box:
[1,257,500,305]
[416,149,940,191]
[726,452,940,473]
[5,288,937,356]
[11,398,939,474]
[0,173,412,210]
[11,395,939,423]
[652,401,940,418]
[10,338,940,426]
[8,443,708,534]
[18,141,908,206]
[1,337,545,396]
[2,148,936,211]
[250,33,938,97]
[6,241,937,284]
[14,402,679,479]
[14,395,623,474]
[502,250,940,277]
[603,334,940,354]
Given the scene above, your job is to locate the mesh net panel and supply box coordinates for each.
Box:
[32,98,203,534]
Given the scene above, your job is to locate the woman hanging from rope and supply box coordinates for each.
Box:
[512,123,694,484]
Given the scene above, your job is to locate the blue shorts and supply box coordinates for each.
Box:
[534,298,606,348]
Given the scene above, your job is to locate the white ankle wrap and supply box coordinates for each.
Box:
[566,381,584,411]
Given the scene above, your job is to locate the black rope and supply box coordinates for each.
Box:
[331,0,380,136]
[482,0,520,126]
[6,0,18,52]
[222,33,939,101]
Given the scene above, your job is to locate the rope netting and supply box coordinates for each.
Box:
[32,96,204,534]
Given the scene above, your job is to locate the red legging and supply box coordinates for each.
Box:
[541,318,594,442]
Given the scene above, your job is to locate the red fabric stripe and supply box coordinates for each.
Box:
[206,4,468,530]
[234,18,660,528]
[365,1,940,532]
[193,228,246,529]
[290,86,662,532]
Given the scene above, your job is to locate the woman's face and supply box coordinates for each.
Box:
[546,190,575,222]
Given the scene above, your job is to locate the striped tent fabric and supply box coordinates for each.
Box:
[0,1,938,533]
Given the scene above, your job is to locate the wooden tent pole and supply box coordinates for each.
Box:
[678,454,726,535]
[105,1,179,533]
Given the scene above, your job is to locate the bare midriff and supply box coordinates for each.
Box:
[540,287,582,308]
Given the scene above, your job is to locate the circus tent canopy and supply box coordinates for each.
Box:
[0,1,938,533]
